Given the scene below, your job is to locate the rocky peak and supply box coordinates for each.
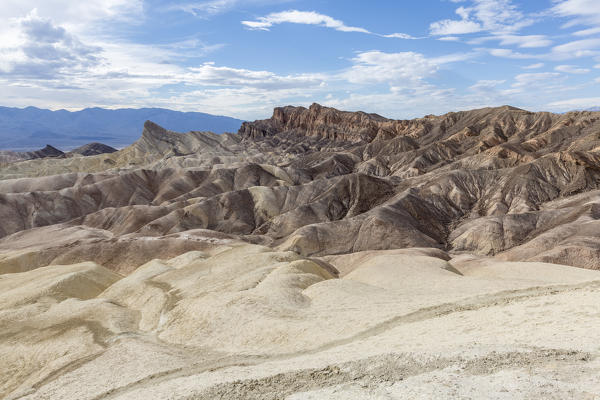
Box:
[133,120,239,158]
[134,120,192,156]
[66,143,118,157]
[239,103,391,143]
[34,145,64,158]
[238,104,600,150]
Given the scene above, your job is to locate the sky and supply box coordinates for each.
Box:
[0,0,599,120]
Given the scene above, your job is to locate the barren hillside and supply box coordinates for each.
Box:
[2,104,600,399]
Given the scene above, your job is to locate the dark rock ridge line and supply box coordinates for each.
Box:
[67,143,118,157]
[1,104,600,271]
[0,143,118,164]
[0,145,64,164]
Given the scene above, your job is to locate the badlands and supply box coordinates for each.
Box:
[1,104,600,399]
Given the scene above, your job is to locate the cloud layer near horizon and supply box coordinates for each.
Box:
[0,0,599,119]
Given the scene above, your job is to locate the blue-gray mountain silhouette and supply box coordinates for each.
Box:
[0,106,243,150]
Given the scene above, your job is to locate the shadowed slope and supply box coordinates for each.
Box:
[1,106,600,269]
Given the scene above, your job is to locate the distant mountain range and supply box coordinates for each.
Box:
[0,143,118,164]
[0,106,244,150]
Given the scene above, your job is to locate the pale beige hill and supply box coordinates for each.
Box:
[1,244,600,399]
[0,262,124,397]
[0,225,236,275]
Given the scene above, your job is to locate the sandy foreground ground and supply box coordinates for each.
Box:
[1,243,600,400]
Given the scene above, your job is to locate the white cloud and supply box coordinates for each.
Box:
[555,64,590,74]
[552,38,600,58]
[0,5,455,120]
[430,0,533,36]
[547,97,600,109]
[0,10,102,78]
[430,19,482,35]
[469,79,505,90]
[468,0,533,32]
[487,48,540,59]
[484,38,600,61]
[242,10,368,32]
[512,72,562,88]
[552,0,600,27]
[150,86,325,120]
[381,33,420,39]
[2,0,598,121]
[0,0,142,34]
[523,63,544,69]
[323,89,456,119]
[341,51,439,85]
[171,0,240,17]
[470,35,552,48]
[0,3,235,108]
[338,51,472,87]
[572,27,600,36]
[485,37,600,61]
[169,0,292,18]
[241,10,418,38]
[185,63,325,90]
[438,36,461,41]
[125,50,471,119]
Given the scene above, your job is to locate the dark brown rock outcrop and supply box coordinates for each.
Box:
[0,144,64,164]
[66,143,118,157]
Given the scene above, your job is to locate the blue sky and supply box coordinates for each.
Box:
[1,0,599,120]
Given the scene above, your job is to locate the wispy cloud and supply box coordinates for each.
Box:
[171,0,239,17]
[170,0,292,18]
[547,96,600,109]
[485,48,541,59]
[185,62,325,90]
[513,72,561,84]
[429,0,534,36]
[469,79,505,91]
[382,33,421,39]
[509,72,565,94]
[555,64,590,74]
[469,34,552,48]
[242,10,368,32]
[552,0,600,27]
[523,62,544,69]
[340,51,439,84]
[241,10,419,39]
[483,37,600,61]
[437,36,461,41]
[572,27,600,36]
[430,18,482,35]
[552,38,600,58]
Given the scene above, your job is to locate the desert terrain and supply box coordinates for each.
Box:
[2,104,600,399]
